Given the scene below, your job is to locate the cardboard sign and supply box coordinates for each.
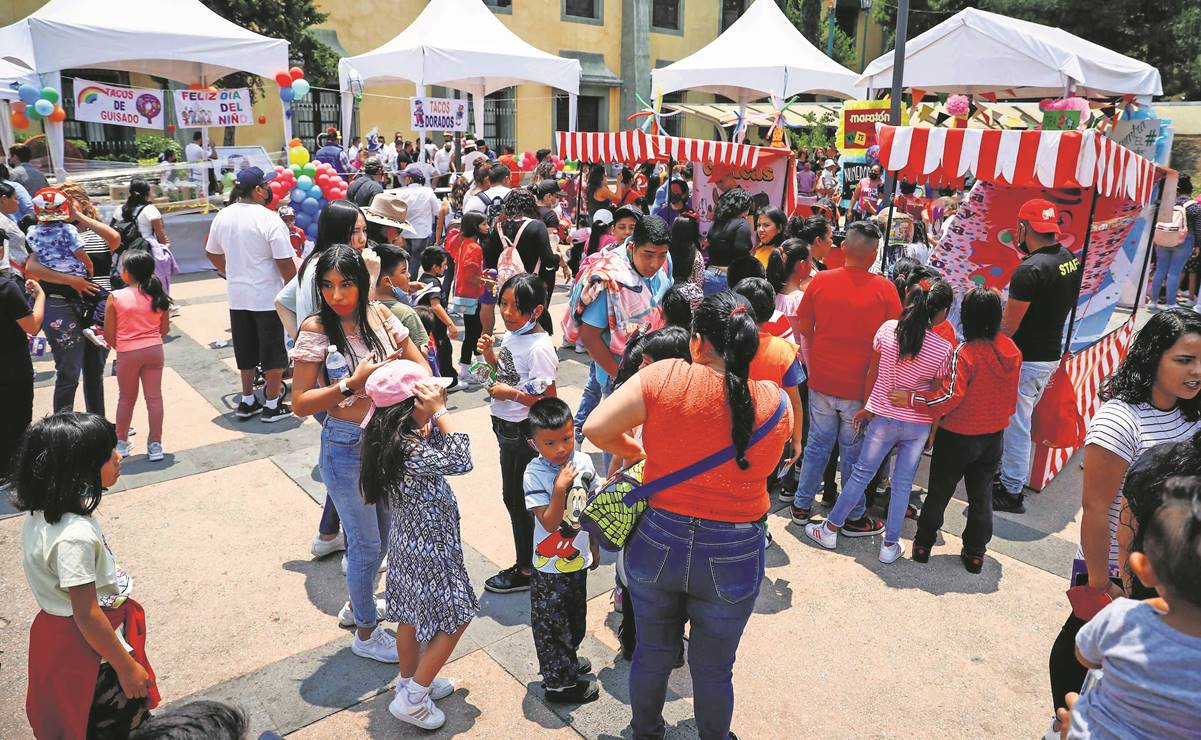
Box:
[173,88,253,128]
[410,97,468,132]
[73,78,166,130]
[837,100,905,153]
[1042,109,1081,131]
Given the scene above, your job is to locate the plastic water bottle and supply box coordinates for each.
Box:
[325,345,350,383]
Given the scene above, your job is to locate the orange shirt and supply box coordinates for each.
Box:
[640,359,793,522]
[748,332,804,388]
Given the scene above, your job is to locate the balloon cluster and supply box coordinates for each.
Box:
[519,150,565,172]
[10,84,65,129]
[269,139,349,241]
[275,67,310,104]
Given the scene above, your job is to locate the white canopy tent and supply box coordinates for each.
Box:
[0,0,289,177]
[651,0,862,114]
[338,0,582,147]
[856,8,1162,100]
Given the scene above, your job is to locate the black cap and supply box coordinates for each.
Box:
[533,180,561,197]
[234,166,277,189]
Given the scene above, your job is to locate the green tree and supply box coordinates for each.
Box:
[872,0,1201,99]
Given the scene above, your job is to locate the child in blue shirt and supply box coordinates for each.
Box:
[523,397,599,705]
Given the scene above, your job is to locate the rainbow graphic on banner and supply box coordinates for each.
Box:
[76,86,107,105]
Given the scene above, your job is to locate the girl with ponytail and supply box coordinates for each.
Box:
[805,277,955,564]
[102,249,172,462]
[583,290,792,739]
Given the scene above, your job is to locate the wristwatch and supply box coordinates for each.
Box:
[338,379,354,398]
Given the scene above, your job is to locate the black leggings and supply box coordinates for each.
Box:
[431,321,457,382]
[460,311,483,366]
[493,416,536,570]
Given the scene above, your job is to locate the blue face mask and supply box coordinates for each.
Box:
[509,317,538,336]
[391,286,410,304]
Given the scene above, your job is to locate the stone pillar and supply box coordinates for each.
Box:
[620,0,651,126]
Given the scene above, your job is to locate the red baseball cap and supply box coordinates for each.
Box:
[1018,198,1061,235]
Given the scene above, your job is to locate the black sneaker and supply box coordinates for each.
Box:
[236,399,263,419]
[842,516,885,537]
[992,490,1026,514]
[576,656,592,675]
[790,505,812,524]
[261,402,293,423]
[484,565,531,594]
[544,679,600,704]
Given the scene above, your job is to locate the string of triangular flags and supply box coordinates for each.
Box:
[905,89,1136,131]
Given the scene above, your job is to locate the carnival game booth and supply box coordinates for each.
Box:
[877,123,1162,490]
[555,129,797,233]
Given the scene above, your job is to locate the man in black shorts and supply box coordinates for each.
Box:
[205,167,297,421]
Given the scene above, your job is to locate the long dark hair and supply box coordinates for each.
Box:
[713,188,753,228]
[8,412,117,524]
[299,200,363,279]
[586,163,606,198]
[122,178,151,221]
[460,211,487,241]
[669,216,700,283]
[693,291,760,469]
[359,398,423,506]
[613,326,692,389]
[121,249,172,312]
[895,278,953,359]
[757,207,787,248]
[770,238,809,292]
[312,245,386,365]
[1101,308,1201,421]
[586,220,611,256]
[960,287,1002,342]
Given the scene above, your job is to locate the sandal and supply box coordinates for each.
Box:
[911,544,931,563]
[960,550,984,574]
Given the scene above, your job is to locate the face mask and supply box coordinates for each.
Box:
[510,315,539,335]
[391,285,410,303]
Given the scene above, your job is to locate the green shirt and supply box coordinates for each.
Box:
[381,299,429,349]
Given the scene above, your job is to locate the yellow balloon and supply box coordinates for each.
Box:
[289,146,310,166]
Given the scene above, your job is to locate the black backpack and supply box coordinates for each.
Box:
[110,204,150,252]
[476,190,504,225]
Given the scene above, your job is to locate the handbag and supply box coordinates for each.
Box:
[1031,352,1085,449]
[581,390,788,551]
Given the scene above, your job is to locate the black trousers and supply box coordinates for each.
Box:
[531,569,588,689]
[0,375,34,478]
[431,320,457,383]
[915,427,1003,555]
[460,311,483,366]
[492,416,536,570]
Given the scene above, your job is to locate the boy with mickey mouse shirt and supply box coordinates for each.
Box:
[523,397,601,704]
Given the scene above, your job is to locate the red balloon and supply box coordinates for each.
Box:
[289,67,305,81]
[316,174,331,186]
[257,115,267,125]
[274,71,292,88]
[274,165,285,173]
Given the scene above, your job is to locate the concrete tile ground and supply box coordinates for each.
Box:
[1,272,1099,739]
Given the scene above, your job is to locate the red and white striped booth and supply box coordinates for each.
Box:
[876,125,1158,205]
[555,129,787,168]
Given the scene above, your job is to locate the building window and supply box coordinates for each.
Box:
[720,0,745,31]
[482,0,512,12]
[652,0,681,30]
[293,89,347,151]
[555,93,605,133]
[563,0,601,22]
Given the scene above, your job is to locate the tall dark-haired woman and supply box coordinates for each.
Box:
[122,178,177,293]
[704,188,755,296]
[1044,307,1201,730]
[584,291,792,740]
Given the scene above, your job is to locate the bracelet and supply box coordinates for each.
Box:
[431,408,449,422]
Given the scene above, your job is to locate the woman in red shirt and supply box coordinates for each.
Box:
[584,291,792,740]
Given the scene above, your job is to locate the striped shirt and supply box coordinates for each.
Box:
[1081,399,1201,569]
[866,320,952,423]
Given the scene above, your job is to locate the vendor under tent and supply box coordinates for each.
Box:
[0,0,290,179]
[856,7,1162,100]
[876,123,1164,490]
[338,0,582,150]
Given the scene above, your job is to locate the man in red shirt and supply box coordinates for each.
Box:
[788,221,902,531]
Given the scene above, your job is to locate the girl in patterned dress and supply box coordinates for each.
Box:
[359,360,478,731]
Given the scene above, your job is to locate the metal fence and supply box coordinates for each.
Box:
[293,90,346,150]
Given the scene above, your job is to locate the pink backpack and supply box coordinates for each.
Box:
[496,217,535,288]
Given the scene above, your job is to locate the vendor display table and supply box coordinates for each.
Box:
[163,211,218,274]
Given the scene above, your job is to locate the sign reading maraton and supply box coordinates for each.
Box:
[410,97,468,132]
[173,88,253,128]
[74,78,166,130]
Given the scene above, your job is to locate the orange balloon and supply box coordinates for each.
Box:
[206,86,217,93]
[289,137,302,148]
[48,104,66,123]
[11,112,30,129]
[10,100,25,113]
[188,83,204,90]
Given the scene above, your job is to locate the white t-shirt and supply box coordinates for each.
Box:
[185,142,209,183]
[489,330,558,422]
[433,147,453,175]
[135,204,162,242]
[394,184,440,239]
[461,150,486,176]
[22,512,133,617]
[524,451,597,575]
[463,186,511,216]
[1081,399,1201,569]
[205,202,295,311]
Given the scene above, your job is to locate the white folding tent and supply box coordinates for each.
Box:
[338,0,582,146]
[651,0,863,111]
[856,8,1162,100]
[0,0,289,177]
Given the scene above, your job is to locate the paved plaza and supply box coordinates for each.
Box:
[0,271,1095,739]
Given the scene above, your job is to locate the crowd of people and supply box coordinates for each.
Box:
[3,132,1201,740]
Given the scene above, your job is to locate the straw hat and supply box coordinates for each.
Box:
[364,192,418,236]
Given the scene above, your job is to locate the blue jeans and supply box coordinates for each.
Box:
[702,268,727,297]
[626,508,765,740]
[44,296,109,415]
[827,416,930,542]
[998,360,1059,495]
[574,362,602,435]
[1151,242,1191,307]
[792,389,866,519]
[320,416,389,628]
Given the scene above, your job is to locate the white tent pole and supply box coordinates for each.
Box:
[45,71,66,181]
[0,102,15,155]
[340,88,354,154]
[471,89,484,142]
[736,91,747,144]
[415,83,426,162]
[568,92,577,132]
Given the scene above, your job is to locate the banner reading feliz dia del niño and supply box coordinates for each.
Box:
[173,88,253,128]
[74,78,165,130]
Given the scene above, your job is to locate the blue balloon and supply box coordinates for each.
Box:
[290,187,307,203]
[301,197,320,214]
[279,87,295,103]
[295,175,313,190]
[307,184,323,199]
[33,99,54,117]
[18,84,40,105]
[294,211,311,229]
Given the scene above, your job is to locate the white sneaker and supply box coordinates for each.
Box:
[338,598,387,627]
[878,541,904,564]
[147,442,164,462]
[389,687,446,730]
[116,440,133,458]
[573,341,586,354]
[458,364,482,387]
[804,520,838,550]
[341,553,388,574]
[398,676,455,702]
[351,624,399,663]
[311,532,346,558]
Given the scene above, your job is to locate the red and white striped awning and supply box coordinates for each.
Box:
[876,125,1159,205]
[555,130,781,168]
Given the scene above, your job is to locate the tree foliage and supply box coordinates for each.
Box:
[871,0,1201,99]
[199,0,339,93]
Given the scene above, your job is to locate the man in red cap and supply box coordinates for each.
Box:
[993,198,1082,513]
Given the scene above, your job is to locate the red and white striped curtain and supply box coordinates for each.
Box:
[876,126,1158,205]
[554,130,768,169]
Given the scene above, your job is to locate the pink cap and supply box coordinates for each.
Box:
[360,360,452,428]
